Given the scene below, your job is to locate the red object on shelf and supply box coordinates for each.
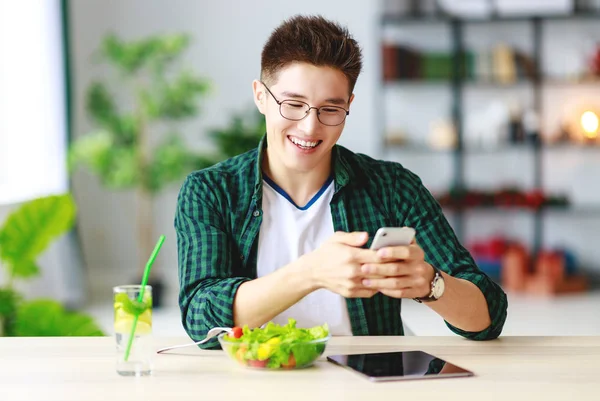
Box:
[489,237,507,259]
[591,45,600,76]
[469,236,508,260]
[382,43,398,82]
[525,189,545,209]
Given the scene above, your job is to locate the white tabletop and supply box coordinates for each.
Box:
[0,336,598,401]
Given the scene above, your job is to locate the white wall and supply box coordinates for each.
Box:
[68,0,382,303]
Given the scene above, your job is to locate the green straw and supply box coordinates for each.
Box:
[124,235,165,362]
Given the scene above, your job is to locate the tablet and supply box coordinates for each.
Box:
[327,351,474,382]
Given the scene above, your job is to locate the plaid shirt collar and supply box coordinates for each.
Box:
[251,134,355,202]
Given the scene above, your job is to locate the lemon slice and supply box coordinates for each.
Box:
[115,308,152,324]
[114,318,152,335]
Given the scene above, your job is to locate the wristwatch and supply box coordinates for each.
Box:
[414,265,445,303]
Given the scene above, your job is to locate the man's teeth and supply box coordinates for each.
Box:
[290,137,319,148]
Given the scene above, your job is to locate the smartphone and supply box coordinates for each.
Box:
[370,227,416,250]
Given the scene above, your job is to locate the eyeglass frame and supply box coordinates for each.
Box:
[260,81,350,126]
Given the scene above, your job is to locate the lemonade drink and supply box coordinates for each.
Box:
[113,285,153,376]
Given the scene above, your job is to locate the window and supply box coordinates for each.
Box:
[0,0,68,205]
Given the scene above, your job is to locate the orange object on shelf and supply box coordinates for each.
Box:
[501,244,529,291]
[535,250,565,285]
[524,274,588,296]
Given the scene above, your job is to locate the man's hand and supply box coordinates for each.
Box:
[360,241,435,299]
[300,231,383,298]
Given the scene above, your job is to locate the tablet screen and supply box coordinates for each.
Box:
[327,351,474,382]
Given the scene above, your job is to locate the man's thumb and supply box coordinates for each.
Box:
[333,231,369,246]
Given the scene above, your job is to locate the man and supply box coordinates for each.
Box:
[175,15,507,349]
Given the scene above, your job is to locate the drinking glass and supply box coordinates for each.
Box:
[113,285,153,376]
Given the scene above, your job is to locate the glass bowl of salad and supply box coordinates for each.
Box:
[218,318,330,369]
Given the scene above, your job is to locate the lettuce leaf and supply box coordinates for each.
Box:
[224,318,329,368]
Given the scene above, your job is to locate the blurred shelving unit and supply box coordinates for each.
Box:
[377,6,600,261]
[375,0,600,292]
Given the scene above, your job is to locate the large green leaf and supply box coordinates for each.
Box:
[0,194,76,279]
[12,299,104,336]
[5,260,40,279]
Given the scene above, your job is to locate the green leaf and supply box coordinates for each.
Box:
[103,147,139,189]
[0,194,76,279]
[153,71,210,119]
[86,83,138,146]
[86,82,118,127]
[114,292,152,315]
[108,114,138,146]
[146,135,197,192]
[68,130,114,174]
[5,260,40,279]
[69,134,140,190]
[13,299,104,336]
[207,109,265,159]
[101,33,190,74]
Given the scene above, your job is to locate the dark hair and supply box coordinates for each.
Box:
[260,15,363,95]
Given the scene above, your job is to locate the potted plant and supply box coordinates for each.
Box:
[0,194,104,336]
[69,33,212,305]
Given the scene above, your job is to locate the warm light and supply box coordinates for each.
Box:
[580,111,599,139]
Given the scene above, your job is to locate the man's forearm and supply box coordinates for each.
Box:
[233,259,318,328]
[427,271,491,332]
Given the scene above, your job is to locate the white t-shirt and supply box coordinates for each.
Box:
[256,175,353,336]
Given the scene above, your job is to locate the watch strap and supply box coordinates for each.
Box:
[414,265,442,303]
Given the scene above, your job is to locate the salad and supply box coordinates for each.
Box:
[220,318,329,369]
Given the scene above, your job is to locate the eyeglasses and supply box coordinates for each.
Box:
[261,81,349,126]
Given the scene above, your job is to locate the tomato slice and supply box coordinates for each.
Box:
[231,326,243,339]
[248,359,268,368]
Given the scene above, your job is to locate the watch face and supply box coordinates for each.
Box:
[432,276,445,298]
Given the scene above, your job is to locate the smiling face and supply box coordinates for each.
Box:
[253,62,354,178]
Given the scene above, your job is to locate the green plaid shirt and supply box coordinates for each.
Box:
[175,137,507,349]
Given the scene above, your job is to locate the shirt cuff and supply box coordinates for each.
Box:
[444,271,508,341]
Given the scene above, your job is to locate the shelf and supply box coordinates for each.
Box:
[442,206,600,215]
[383,143,454,154]
[384,142,600,153]
[381,12,600,25]
[543,78,600,86]
[383,79,451,87]
[542,206,600,215]
[462,144,536,153]
[543,143,600,151]
[463,79,534,88]
[384,78,600,87]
